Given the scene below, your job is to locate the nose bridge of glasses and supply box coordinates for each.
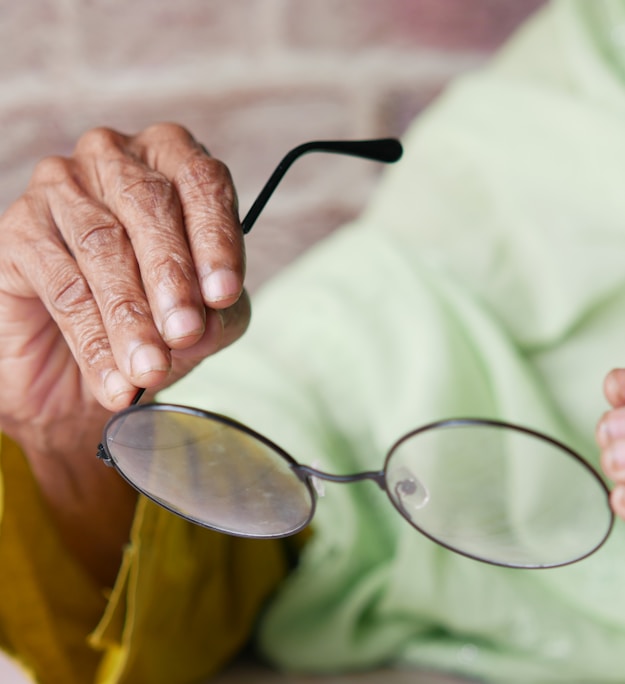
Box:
[388,465,430,517]
[297,464,386,489]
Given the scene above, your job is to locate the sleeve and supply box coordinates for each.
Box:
[0,431,297,684]
[0,432,106,683]
[89,500,296,684]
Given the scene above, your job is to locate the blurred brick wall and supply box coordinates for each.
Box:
[0,0,545,290]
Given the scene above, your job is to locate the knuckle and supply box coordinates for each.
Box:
[30,155,73,186]
[76,330,112,370]
[194,210,242,255]
[178,155,233,194]
[74,126,124,156]
[104,294,151,328]
[177,157,239,227]
[74,214,125,256]
[149,252,194,291]
[141,122,193,145]
[118,169,176,216]
[48,269,93,315]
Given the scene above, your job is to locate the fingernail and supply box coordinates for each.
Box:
[202,269,240,303]
[104,369,134,401]
[163,308,204,343]
[130,344,169,378]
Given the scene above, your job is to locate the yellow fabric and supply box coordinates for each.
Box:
[0,433,105,682]
[0,432,294,683]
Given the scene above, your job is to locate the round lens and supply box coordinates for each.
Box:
[384,420,613,568]
[102,405,315,538]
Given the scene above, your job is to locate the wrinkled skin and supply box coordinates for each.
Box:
[0,123,249,584]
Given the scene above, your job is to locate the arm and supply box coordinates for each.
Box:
[0,122,249,586]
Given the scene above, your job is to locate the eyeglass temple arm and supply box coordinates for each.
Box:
[241,138,403,235]
[129,138,403,407]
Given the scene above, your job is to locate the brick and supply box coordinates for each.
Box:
[74,0,266,70]
[0,103,76,211]
[0,0,524,284]
[0,99,378,289]
[284,0,547,52]
[0,85,374,224]
[0,3,65,77]
[57,87,359,212]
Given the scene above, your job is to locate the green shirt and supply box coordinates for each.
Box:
[162,1,625,680]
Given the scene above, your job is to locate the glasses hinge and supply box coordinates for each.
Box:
[96,442,113,466]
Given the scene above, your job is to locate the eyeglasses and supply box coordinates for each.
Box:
[97,139,614,569]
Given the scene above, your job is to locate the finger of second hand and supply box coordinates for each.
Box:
[609,485,625,520]
[169,291,252,378]
[597,406,625,450]
[604,368,625,408]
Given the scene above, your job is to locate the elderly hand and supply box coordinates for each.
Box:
[0,123,248,583]
[596,368,625,520]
